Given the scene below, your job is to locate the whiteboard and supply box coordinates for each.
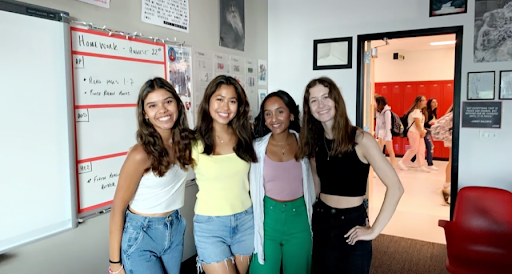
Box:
[0,5,76,253]
[71,28,167,215]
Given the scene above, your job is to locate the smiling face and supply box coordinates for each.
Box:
[143,88,178,134]
[264,96,293,135]
[308,84,335,124]
[209,84,238,126]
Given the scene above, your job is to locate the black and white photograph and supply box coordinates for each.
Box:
[467,71,495,100]
[313,37,352,70]
[499,70,512,99]
[474,0,512,62]
[219,0,245,51]
[430,0,467,17]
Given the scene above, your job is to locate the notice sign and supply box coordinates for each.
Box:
[141,0,189,33]
[462,101,502,128]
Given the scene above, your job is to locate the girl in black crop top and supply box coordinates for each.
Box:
[298,77,404,274]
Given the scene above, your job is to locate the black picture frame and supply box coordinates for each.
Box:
[313,37,352,70]
[467,71,495,100]
[430,0,467,17]
[499,70,512,100]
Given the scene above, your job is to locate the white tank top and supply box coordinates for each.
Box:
[129,164,190,214]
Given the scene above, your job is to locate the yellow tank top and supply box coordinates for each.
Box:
[192,141,252,216]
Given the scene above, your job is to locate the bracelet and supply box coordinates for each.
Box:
[109,259,121,264]
[108,264,123,274]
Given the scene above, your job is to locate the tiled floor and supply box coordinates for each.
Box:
[369,159,450,244]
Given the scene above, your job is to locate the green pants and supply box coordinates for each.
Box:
[250,196,312,274]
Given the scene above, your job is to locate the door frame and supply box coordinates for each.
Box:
[356,26,463,219]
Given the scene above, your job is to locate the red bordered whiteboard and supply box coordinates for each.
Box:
[70,27,167,216]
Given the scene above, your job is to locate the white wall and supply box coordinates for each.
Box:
[374,48,455,82]
[0,0,267,273]
[268,0,512,192]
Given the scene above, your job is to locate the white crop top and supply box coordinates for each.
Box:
[129,165,191,214]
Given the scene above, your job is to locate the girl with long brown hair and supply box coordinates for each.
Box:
[192,75,257,274]
[298,77,403,273]
[397,95,430,172]
[108,77,194,274]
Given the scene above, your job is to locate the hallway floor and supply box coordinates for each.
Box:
[369,159,450,244]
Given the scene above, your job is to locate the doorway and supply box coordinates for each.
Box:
[356,26,463,243]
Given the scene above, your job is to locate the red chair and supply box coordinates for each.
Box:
[438,186,512,274]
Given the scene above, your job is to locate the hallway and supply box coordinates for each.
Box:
[369,159,450,244]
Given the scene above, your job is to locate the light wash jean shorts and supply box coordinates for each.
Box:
[193,206,254,270]
[121,209,186,274]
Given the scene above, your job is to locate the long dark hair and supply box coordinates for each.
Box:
[253,90,301,138]
[136,77,194,175]
[298,77,359,159]
[195,75,257,163]
[427,98,438,119]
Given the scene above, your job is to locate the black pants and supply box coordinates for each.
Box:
[312,199,372,274]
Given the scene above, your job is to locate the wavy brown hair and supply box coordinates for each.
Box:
[195,75,257,163]
[136,77,195,176]
[298,77,359,159]
[405,95,428,121]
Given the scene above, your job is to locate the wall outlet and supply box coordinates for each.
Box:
[480,130,498,139]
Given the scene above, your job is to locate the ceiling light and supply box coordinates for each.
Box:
[430,41,456,46]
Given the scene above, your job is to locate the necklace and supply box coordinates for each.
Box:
[324,136,330,160]
[271,134,289,155]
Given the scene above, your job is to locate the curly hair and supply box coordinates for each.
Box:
[253,90,301,138]
[136,77,195,176]
[297,77,358,159]
[195,75,257,163]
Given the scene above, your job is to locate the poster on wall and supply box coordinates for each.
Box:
[245,59,258,121]
[142,0,189,33]
[219,0,245,51]
[474,0,512,62]
[77,0,110,8]
[258,59,267,86]
[193,49,214,119]
[214,53,230,76]
[230,55,245,89]
[461,101,502,128]
[167,45,193,124]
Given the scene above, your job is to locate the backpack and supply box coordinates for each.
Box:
[383,109,404,137]
[431,112,453,142]
[400,112,415,137]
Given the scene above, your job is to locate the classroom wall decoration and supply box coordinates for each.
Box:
[71,27,168,215]
[219,0,245,51]
[167,45,194,125]
[142,0,189,33]
[429,0,467,17]
[474,0,512,62]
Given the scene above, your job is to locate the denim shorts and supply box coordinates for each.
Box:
[193,206,254,268]
[121,209,186,274]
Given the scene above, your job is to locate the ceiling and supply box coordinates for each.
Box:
[371,34,456,53]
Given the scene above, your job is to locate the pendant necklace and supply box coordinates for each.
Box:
[324,136,330,160]
[273,135,288,156]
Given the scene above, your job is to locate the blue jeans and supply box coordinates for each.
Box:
[121,209,186,274]
[425,132,434,166]
[193,206,254,269]
[312,199,372,274]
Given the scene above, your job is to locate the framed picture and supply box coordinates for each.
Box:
[467,71,495,100]
[430,0,467,17]
[313,37,352,70]
[499,70,512,100]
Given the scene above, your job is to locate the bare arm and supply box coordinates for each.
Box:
[345,132,404,244]
[310,157,321,199]
[108,145,149,271]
